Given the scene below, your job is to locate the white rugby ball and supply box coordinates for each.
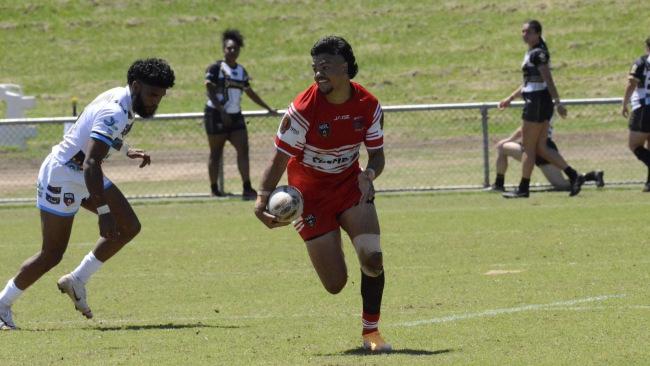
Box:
[267,185,304,223]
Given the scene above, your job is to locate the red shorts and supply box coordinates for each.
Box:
[291,170,362,241]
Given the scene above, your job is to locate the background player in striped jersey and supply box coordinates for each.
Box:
[489,123,605,191]
[499,20,585,198]
[622,37,650,191]
[204,29,277,199]
[0,59,175,330]
[254,36,391,352]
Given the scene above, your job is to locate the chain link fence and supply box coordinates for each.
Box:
[0,98,638,203]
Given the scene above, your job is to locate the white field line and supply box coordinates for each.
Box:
[20,296,640,329]
[392,294,626,327]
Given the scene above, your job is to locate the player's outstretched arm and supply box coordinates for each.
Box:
[245,88,277,115]
[254,149,291,228]
[499,85,523,110]
[84,139,117,240]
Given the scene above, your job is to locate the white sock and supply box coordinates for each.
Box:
[71,252,103,284]
[0,279,23,307]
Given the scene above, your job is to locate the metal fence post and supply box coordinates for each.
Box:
[480,105,490,188]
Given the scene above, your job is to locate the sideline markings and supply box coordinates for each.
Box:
[392,294,626,327]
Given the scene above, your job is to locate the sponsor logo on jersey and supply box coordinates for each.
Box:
[318,122,330,137]
[312,152,357,165]
[103,116,117,126]
[118,101,128,115]
[45,193,60,205]
[304,214,316,227]
[334,114,350,121]
[353,116,364,131]
[63,193,75,206]
[280,115,291,134]
[47,185,62,194]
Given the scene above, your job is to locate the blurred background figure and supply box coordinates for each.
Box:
[203,29,277,199]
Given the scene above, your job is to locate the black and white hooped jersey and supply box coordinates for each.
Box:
[51,86,134,166]
[521,43,550,93]
[629,55,650,110]
[205,60,250,114]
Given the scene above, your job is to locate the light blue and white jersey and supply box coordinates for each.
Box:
[51,85,134,165]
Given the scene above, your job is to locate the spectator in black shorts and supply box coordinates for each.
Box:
[622,37,650,191]
[488,125,605,191]
[204,29,276,199]
[498,20,585,198]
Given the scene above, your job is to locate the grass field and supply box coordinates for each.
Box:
[0,190,648,365]
[1,0,648,117]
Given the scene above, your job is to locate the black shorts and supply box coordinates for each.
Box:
[522,90,554,123]
[628,106,650,133]
[204,106,246,135]
[535,138,559,166]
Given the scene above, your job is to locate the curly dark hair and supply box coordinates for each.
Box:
[222,29,244,48]
[646,36,650,49]
[127,58,175,88]
[310,36,358,79]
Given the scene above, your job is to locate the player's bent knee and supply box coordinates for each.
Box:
[323,276,347,294]
[39,249,65,269]
[120,219,141,242]
[352,234,382,276]
[361,252,383,277]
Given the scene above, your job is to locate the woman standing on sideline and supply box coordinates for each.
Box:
[621,37,650,192]
[204,29,276,199]
[498,20,584,198]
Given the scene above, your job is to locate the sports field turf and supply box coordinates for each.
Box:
[1,190,648,365]
[1,0,648,117]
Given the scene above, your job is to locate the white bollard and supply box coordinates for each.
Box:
[0,84,37,149]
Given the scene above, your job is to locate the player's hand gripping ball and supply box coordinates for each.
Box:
[267,185,303,223]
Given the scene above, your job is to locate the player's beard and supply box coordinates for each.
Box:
[132,92,157,118]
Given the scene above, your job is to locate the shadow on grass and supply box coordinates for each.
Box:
[318,347,455,356]
[93,322,243,331]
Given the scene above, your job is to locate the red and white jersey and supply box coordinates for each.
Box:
[275,82,383,187]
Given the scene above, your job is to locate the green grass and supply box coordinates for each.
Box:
[0,190,648,365]
[0,0,647,118]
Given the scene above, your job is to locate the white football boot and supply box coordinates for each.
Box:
[0,304,16,330]
[57,274,93,319]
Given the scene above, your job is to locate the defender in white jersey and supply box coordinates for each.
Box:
[0,59,175,330]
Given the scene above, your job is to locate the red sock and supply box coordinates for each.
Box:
[362,312,380,335]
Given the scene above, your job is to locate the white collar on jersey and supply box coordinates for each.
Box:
[124,84,135,119]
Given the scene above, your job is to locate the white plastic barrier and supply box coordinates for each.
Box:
[0,84,37,149]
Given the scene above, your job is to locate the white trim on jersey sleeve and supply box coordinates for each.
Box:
[365,103,384,149]
[275,104,309,155]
